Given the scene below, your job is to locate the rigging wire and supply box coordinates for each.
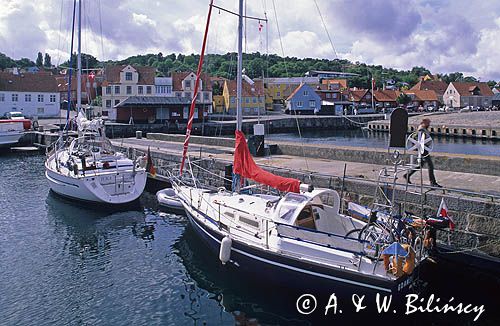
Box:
[313,0,338,60]
[270,0,310,173]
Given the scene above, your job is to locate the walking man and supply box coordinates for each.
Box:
[404,118,442,188]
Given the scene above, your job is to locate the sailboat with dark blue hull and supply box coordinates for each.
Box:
[173,0,429,297]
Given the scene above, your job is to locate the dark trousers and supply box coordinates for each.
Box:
[406,155,437,184]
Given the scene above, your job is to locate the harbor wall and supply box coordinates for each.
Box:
[113,142,500,258]
[146,133,500,177]
[368,120,500,140]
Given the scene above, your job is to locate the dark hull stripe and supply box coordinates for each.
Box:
[185,207,405,293]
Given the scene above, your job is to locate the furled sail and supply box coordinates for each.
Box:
[233,131,300,193]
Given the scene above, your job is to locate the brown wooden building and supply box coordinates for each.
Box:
[115,96,207,123]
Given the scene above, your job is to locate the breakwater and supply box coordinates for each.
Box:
[368,111,500,140]
[146,133,500,177]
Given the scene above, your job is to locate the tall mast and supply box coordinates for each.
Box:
[236,0,243,131]
[77,0,82,113]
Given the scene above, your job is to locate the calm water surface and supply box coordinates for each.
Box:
[266,129,500,157]
[1,153,498,325]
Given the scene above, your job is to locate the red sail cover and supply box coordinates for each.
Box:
[233,131,300,193]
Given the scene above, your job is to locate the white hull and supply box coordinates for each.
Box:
[0,131,24,147]
[45,153,147,205]
[156,188,184,211]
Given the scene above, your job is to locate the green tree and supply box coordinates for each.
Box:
[36,52,43,66]
[397,93,411,106]
[43,53,51,67]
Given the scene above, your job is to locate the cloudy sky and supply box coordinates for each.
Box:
[0,0,499,80]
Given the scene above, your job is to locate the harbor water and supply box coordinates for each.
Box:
[266,129,500,157]
[1,152,498,325]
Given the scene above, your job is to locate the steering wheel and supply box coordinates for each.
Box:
[406,130,433,158]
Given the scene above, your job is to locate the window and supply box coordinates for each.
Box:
[106,86,111,94]
[50,95,56,102]
[115,99,120,106]
[176,92,182,97]
[303,90,309,96]
[126,86,132,94]
[156,86,166,94]
[333,93,338,99]
[165,86,172,93]
[0,93,4,101]
[203,92,209,101]
[326,93,331,99]
[38,94,44,102]
[125,72,133,81]
[309,100,316,108]
[114,86,120,94]
[253,97,257,103]
[258,97,263,103]
[245,98,250,103]
[184,80,191,89]
[276,91,281,97]
[296,101,303,108]
[138,86,143,94]
[25,94,31,102]
[106,100,111,107]
[146,86,152,94]
[12,94,18,102]
[184,92,190,98]
[37,107,44,114]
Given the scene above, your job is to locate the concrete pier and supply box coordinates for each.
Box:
[111,134,500,258]
[368,111,500,140]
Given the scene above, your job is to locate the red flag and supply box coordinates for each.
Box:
[233,131,300,193]
[146,146,156,177]
[437,198,454,230]
[88,71,95,82]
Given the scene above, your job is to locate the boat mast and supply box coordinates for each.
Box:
[77,0,82,114]
[236,0,243,131]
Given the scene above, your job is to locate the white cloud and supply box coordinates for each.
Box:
[0,0,498,80]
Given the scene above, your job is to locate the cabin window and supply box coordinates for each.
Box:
[239,214,259,229]
[295,205,317,230]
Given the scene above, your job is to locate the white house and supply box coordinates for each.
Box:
[0,72,60,118]
[102,65,156,120]
[172,71,212,114]
[154,77,173,97]
[443,82,494,108]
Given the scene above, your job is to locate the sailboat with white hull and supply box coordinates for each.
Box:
[45,0,147,205]
[173,0,427,295]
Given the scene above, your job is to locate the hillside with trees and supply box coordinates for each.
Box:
[1,51,496,89]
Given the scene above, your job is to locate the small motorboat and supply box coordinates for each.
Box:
[156,188,184,213]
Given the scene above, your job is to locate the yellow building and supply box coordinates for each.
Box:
[212,95,225,113]
[223,79,265,115]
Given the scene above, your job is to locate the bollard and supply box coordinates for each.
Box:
[224,164,233,191]
[136,131,142,139]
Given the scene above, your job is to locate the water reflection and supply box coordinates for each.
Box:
[267,129,500,156]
